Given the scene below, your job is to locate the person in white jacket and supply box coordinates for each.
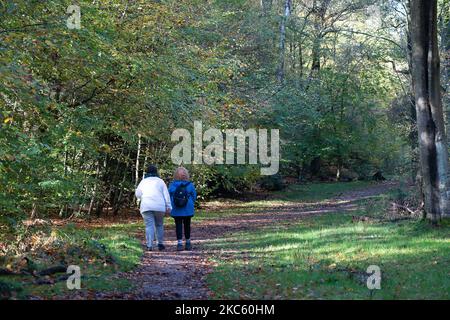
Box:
[135,165,172,251]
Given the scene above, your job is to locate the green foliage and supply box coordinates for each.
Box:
[0,0,426,219]
[206,182,450,299]
[0,0,247,218]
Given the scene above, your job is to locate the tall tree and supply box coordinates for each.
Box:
[277,0,292,83]
[410,0,450,223]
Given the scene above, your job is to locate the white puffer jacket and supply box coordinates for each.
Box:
[135,176,172,213]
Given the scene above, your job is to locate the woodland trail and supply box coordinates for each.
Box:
[79,181,397,300]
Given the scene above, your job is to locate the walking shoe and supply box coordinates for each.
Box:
[177,243,184,251]
[158,244,165,251]
[146,247,153,251]
[185,242,192,251]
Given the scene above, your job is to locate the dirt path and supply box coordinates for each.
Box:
[94,181,397,299]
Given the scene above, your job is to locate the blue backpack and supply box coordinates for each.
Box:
[173,182,191,208]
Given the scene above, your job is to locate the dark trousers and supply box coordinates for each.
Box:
[174,216,191,240]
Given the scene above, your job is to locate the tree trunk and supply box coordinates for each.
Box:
[30,202,37,219]
[87,158,101,216]
[311,38,321,72]
[310,0,330,74]
[406,1,420,183]
[410,0,450,222]
[142,145,148,180]
[276,0,291,83]
[439,0,450,139]
[135,133,142,188]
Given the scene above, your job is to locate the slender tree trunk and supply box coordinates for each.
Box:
[290,41,294,72]
[277,0,291,83]
[135,133,142,188]
[410,0,450,222]
[406,4,419,182]
[311,38,321,72]
[310,0,330,74]
[114,163,129,215]
[87,158,101,216]
[307,0,330,83]
[142,145,148,180]
[96,153,109,217]
[299,42,304,77]
[30,202,37,219]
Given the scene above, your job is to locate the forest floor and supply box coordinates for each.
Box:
[116,181,398,299]
[59,180,413,299]
[2,180,449,299]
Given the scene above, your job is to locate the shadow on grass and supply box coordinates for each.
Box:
[206,210,450,299]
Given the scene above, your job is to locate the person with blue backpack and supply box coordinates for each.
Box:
[169,167,197,251]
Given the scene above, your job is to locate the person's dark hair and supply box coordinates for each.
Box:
[146,165,158,177]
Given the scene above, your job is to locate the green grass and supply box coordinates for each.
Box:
[2,181,448,300]
[206,182,450,300]
[0,221,143,299]
[275,180,375,202]
[194,181,376,221]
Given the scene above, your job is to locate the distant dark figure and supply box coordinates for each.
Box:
[373,171,386,181]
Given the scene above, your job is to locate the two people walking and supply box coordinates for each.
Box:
[135,165,197,251]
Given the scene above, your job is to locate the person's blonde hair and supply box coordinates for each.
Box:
[174,167,190,181]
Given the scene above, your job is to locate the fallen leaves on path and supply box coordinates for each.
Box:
[58,181,397,300]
